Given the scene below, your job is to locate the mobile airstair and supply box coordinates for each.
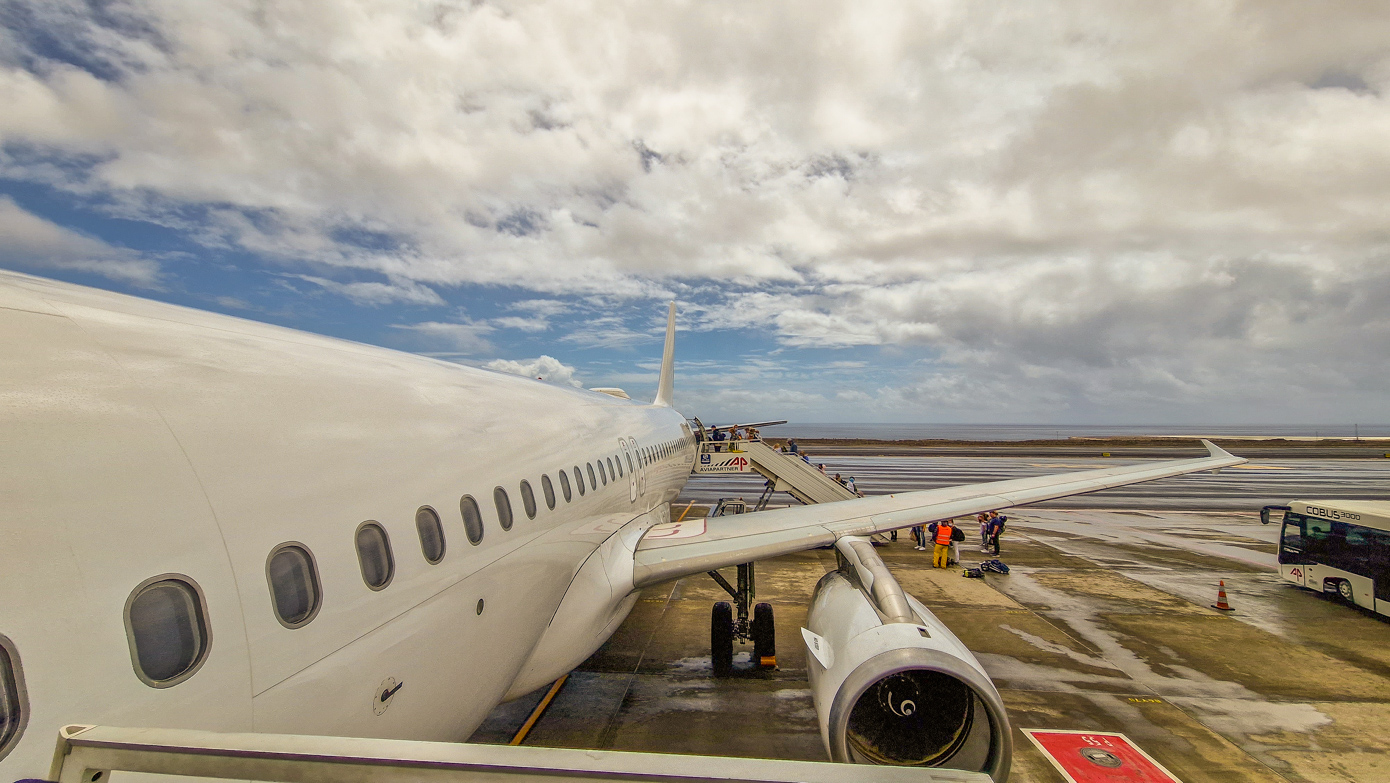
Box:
[694,438,858,507]
[688,429,876,676]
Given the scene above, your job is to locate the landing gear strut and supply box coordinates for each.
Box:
[708,562,776,676]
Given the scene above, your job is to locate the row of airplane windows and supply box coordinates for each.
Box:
[0,435,700,763]
[132,438,696,690]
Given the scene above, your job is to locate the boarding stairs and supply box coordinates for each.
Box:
[694,439,858,507]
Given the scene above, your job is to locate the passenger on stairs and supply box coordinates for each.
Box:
[786,437,799,453]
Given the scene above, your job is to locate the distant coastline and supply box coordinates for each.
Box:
[760,436,1390,458]
[764,423,1390,441]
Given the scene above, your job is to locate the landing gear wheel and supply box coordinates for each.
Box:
[752,602,776,668]
[1337,579,1354,603]
[711,601,734,677]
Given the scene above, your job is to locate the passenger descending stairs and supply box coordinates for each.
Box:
[697,439,858,506]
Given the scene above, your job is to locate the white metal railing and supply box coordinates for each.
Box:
[48,724,993,783]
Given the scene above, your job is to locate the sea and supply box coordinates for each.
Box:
[764,423,1390,441]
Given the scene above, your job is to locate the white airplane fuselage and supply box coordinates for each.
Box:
[1,272,696,778]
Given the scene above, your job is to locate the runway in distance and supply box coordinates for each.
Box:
[0,270,1245,781]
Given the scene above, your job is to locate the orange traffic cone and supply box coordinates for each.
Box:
[1211,580,1234,611]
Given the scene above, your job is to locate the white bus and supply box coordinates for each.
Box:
[1262,500,1390,616]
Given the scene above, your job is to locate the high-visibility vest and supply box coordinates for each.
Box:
[934,523,954,546]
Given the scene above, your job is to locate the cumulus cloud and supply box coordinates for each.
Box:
[4,1,1390,419]
[485,355,582,387]
[0,196,158,285]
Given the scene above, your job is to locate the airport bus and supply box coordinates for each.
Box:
[1262,500,1390,616]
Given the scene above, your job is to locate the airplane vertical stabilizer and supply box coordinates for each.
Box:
[653,301,676,407]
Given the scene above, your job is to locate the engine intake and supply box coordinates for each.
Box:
[849,668,974,764]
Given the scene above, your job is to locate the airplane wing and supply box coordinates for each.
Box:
[633,440,1243,587]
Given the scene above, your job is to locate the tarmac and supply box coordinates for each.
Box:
[472,504,1390,782]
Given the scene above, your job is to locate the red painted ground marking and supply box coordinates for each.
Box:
[1023,729,1183,783]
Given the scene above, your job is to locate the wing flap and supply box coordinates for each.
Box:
[633,440,1242,587]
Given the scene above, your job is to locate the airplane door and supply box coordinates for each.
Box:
[621,439,637,502]
[629,437,645,497]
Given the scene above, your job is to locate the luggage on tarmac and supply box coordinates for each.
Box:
[962,567,984,578]
[980,559,1010,574]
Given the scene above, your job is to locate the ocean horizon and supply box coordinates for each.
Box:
[761,423,1390,441]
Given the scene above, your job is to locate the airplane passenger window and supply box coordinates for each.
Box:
[355,522,395,590]
[559,470,573,501]
[598,460,608,485]
[124,576,211,687]
[625,453,634,474]
[0,634,27,761]
[416,506,446,564]
[520,480,538,519]
[541,474,557,509]
[614,456,623,477]
[494,486,514,531]
[460,495,484,545]
[266,544,322,628]
[586,463,597,490]
[574,466,586,495]
[607,457,616,479]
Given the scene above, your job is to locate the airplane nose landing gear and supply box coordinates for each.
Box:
[707,562,776,676]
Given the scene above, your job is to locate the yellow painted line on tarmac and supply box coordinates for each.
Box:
[510,674,569,746]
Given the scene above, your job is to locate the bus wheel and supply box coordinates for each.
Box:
[1336,580,1354,603]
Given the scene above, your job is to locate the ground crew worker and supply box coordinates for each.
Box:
[927,519,955,568]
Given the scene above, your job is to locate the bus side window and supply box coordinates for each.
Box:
[1304,517,1333,541]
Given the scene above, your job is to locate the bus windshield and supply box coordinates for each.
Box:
[1279,513,1305,563]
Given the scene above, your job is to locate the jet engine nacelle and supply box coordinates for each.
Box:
[803,538,1012,781]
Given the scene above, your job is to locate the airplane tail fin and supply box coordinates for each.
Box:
[653,301,676,407]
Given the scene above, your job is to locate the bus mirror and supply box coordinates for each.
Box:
[1260,508,1270,525]
[1260,505,1290,525]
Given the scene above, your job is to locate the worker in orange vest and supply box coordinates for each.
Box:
[927,519,956,568]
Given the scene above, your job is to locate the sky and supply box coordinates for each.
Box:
[2,1,1388,425]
